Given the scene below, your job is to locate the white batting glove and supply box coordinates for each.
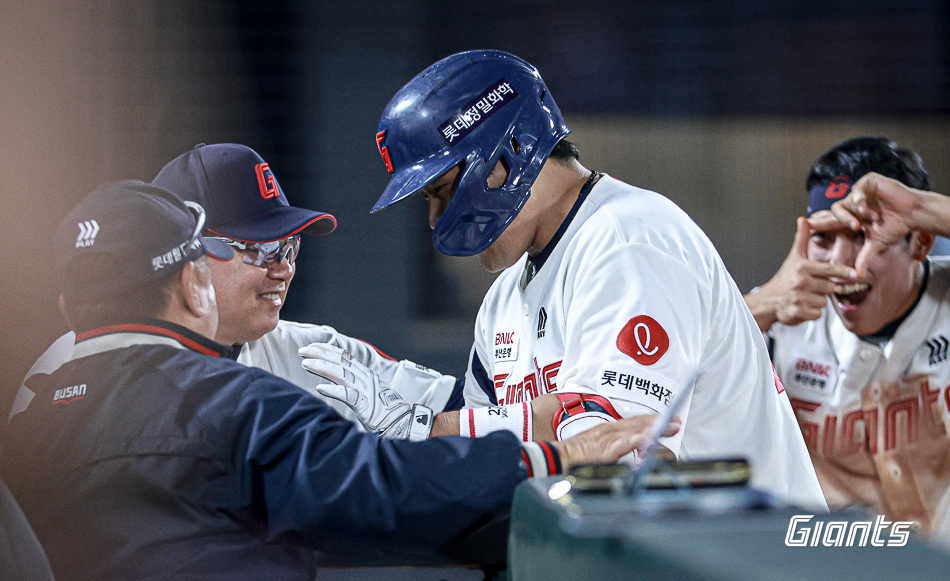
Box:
[306,326,402,383]
[304,326,457,411]
[299,343,433,441]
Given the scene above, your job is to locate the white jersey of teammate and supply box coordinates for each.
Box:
[462,175,825,509]
[769,257,950,538]
[12,321,457,427]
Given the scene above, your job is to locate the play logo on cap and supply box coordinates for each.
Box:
[56,180,233,296]
[153,143,336,243]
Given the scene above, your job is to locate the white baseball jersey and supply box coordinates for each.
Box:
[462,175,826,509]
[12,320,457,428]
[769,257,950,538]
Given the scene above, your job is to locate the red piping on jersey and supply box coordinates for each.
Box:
[76,324,220,357]
[358,339,396,361]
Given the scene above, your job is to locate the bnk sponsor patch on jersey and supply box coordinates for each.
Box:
[617,315,669,365]
[494,330,519,362]
[790,358,835,394]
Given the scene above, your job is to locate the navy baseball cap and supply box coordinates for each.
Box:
[56,180,234,295]
[807,175,858,215]
[152,143,337,243]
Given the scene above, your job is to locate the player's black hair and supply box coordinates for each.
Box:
[806,136,932,191]
[549,138,580,162]
[59,254,188,331]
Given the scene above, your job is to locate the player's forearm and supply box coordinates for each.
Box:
[429,394,559,440]
[430,411,460,437]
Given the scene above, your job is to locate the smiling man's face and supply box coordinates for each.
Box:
[808,212,925,336]
[207,246,295,345]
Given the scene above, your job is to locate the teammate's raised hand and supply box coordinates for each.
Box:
[744,217,858,332]
[809,172,944,276]
[551,414,681,471]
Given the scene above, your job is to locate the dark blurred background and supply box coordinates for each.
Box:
[2,0,949,417]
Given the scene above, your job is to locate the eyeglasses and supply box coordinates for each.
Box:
[207,234,301,268]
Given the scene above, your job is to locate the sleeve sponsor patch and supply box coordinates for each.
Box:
[616,315,669,366]
[597,363,680,413]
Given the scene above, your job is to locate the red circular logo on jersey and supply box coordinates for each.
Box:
[617,315,669,366]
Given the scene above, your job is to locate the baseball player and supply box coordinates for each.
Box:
[302,50,826,509]
[11,144,461,427]
[1,180,671,579]
[745,136,950,540]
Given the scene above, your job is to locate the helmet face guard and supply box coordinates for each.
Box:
[373,50,570,256]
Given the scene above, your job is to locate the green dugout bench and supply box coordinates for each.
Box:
[508,462,950,580]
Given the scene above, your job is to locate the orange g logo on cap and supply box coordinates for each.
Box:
[255,162,280,200]
[617,315,669,366]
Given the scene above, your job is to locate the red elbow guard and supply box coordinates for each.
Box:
[551,392,622,433]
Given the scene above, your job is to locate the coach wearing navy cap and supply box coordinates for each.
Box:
[151,144,464,422]
[0,180,663,580]
[13,143,461,433]
[151,143,338,348]
[55,180,232,331]
[153,143,336,241]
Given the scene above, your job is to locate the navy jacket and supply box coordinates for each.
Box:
[1,320,526,581]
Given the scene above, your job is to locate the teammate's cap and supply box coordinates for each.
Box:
[152,143,337,243]
[807,175,855,215]
[56,180,234,295]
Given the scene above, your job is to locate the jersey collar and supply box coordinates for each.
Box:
[525,171,601,284]
[73,318,236,360]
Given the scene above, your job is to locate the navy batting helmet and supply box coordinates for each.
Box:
[372,50,570,256]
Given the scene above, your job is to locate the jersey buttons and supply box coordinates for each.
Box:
[523,304,529,316]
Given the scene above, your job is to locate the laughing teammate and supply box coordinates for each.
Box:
[745,136,950,539]
[305,50,825,508]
